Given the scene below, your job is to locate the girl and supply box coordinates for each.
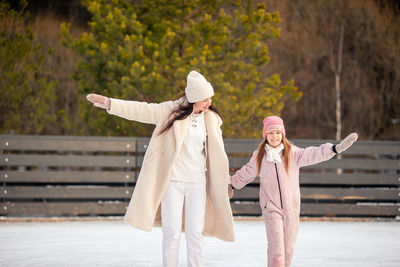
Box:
[87,70,234,267]
[228,115,358,267]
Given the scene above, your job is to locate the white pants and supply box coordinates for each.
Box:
[161,180,206,267]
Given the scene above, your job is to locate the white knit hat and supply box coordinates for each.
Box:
[185,70,214,103]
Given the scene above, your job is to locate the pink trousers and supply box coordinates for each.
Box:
[262,202,299,267]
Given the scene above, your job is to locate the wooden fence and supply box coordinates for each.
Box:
[1,135,399,219]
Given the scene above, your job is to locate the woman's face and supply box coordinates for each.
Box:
[193,97,212,113]
[266,130,283,148]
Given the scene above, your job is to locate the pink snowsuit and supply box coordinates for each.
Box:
[230,143,335,267]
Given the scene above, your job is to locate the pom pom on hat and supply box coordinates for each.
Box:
[263,116,286,139]
[185,70,214,103]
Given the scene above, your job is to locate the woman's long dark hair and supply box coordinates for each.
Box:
[158,95,222,135]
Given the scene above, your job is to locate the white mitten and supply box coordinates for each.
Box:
[86,93,110,110]
[335,133,358,153]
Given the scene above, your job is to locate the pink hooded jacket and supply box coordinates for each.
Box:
[231,143,336,216]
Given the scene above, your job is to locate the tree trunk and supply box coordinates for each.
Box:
[335,23,344,141]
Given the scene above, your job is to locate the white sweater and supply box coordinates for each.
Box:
[171,111,207,182]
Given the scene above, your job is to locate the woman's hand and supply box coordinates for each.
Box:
[228,184,234,199]
[86,93,110,110]
[336,133,358,153]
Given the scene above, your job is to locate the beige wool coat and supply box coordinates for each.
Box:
[107,97,235,242]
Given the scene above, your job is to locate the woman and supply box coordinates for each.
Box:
[87,70,234,267]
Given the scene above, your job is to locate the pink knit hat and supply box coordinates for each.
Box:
[263,116,286,139]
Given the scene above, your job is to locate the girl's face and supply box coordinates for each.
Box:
[193,97,212,113]
[266,130,283,148]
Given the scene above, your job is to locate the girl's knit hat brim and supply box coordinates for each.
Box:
[263,116,286,139]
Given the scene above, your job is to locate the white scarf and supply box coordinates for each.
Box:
[265,143,284,163]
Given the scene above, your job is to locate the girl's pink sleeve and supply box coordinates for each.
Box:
[294,143,336,168]
[230,150,259,190]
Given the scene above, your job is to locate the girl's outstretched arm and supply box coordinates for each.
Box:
[230,150,259,190]
[295,132,358,167]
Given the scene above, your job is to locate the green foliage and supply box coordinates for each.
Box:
[0,0,56,134]
[61,0,300,138]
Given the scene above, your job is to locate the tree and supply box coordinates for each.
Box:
[266,0,400,140]
[61,0,300,138]
[0,0,56,134]
[330,23,344,141]
[29,12,88,135]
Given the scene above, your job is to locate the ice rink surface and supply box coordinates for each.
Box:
[0,218,399,267]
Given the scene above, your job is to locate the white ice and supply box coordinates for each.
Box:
[0,219,399,267]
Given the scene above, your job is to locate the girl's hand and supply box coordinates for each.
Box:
[86,93,110,110]
[336,133,358,153]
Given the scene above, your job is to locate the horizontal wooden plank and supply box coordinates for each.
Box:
[303,158,399,170]
[1,202,127,216]
[135,139,150,152]
[0,171,137,183]
[231,187,260,199]
[0,186,134,199]
[230,202,262,215]
[227,157,252,167]
[231,173,399,186]
[1,171,396,186]
[0,135,138,152]
[2,135,399,155]
[231,187,399,201]
[5,186,396,203]
[230,202,400,216]
[300,173,399,185]
[2,201,397,217]
[0,155,137,167]
[301,187,399,201]
[224,139,260,153]
[229,157,399,170]
[300,203,400,216]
